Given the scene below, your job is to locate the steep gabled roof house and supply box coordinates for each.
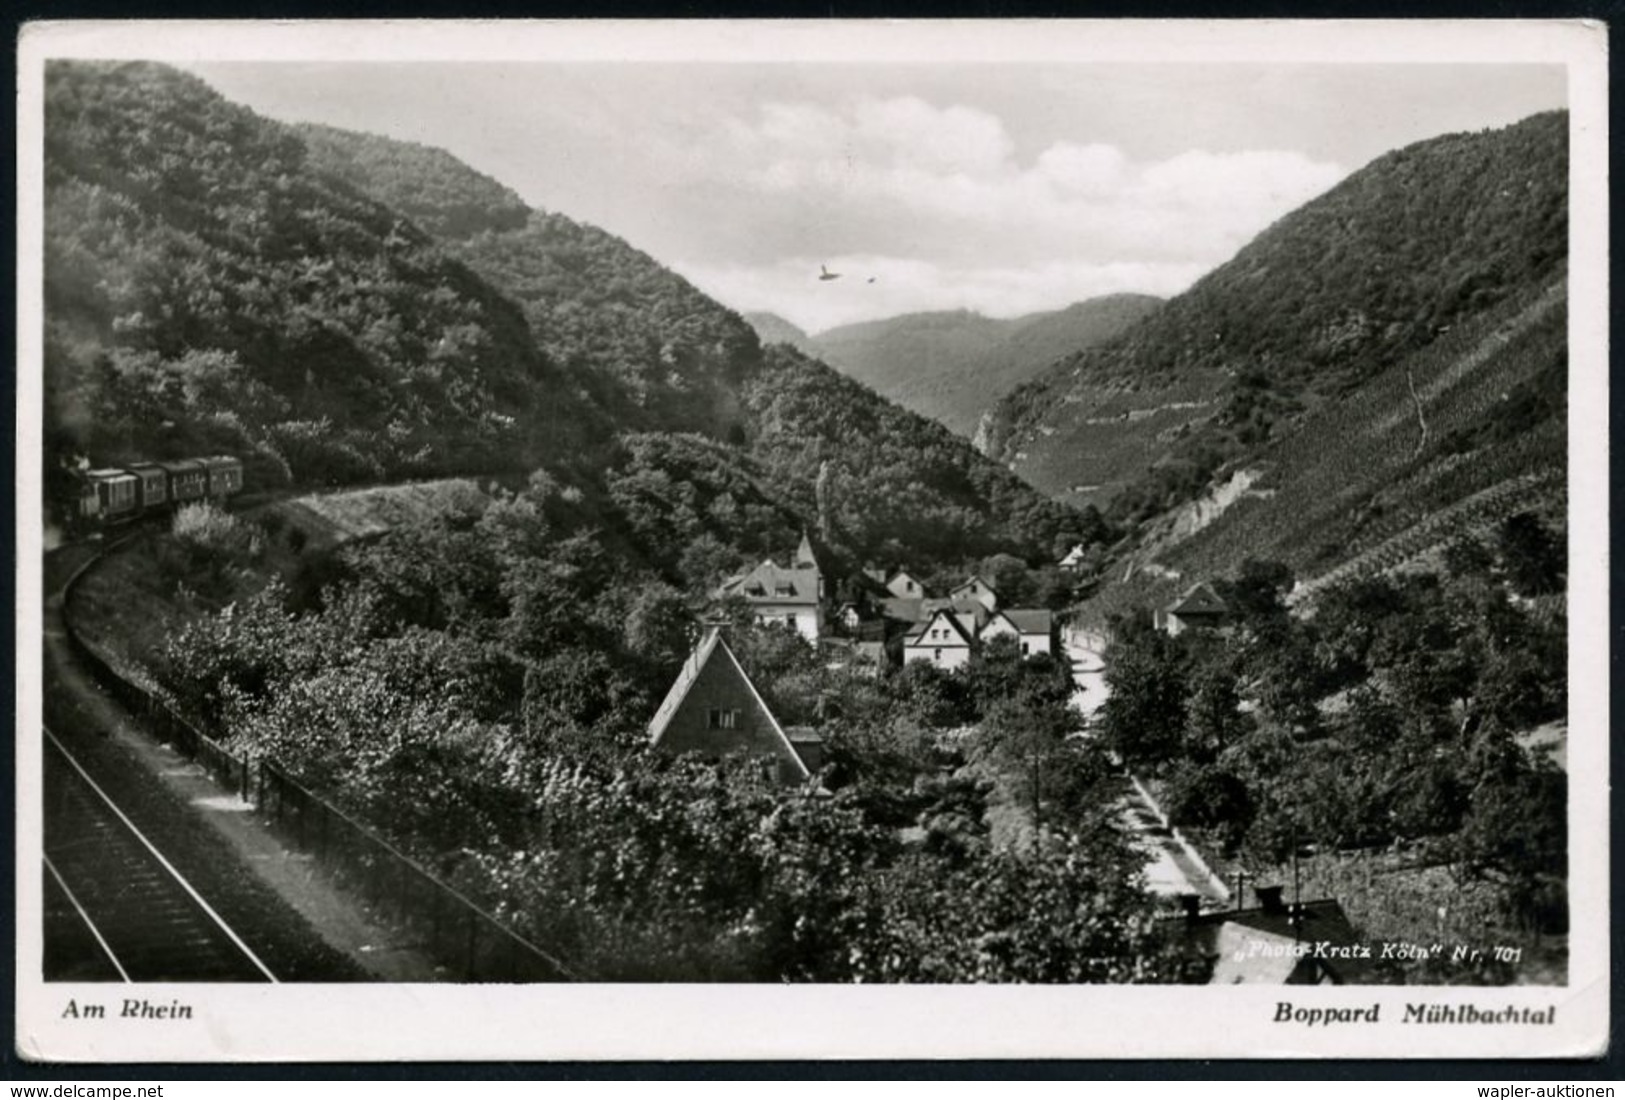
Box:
[884,569,928,600]
[648,628,815,785]
[903,607,978,670]
[949,575,999,613]
[1155,581,1229,636]
[717,544,825,643]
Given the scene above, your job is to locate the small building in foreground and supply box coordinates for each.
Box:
[648,628,817,785]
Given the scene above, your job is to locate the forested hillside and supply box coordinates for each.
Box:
[44,62,600,488]
[294,114,1101,568]
[46,61,1098,575]
[986,112,1568,519]
[791,296,1161,438]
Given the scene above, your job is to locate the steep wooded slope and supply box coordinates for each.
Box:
[986,112,1568,519]
[299,122,759,441]
[294,119,1105,568]
[46,64,1098,573]
[44,62,599,487]
[1074,270,1567,629]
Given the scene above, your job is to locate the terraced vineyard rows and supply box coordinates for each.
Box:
[1288,469,1565,605]
[1152,275,1565,587]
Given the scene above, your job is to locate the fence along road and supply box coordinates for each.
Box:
[50,535,575,983]
[43,725,277,983]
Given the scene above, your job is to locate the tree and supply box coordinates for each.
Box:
[1166,764,1254,853]
[1099,628,1188,769]
[973,695,1081,845]
[1497,512,1564,597]
[1219,558,1294,630]
[1455,760,1567,931]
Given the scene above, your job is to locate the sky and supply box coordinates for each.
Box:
[187,60,1565,334]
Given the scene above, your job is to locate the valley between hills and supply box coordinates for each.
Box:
[41,61,1570,987]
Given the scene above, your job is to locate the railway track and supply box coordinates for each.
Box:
[42,726,277,983]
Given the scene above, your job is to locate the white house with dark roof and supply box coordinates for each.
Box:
[648,628,816,785]
[980,608,1056,657]
[903,607,977,670]
[717,534,826,643]
[920,595,991,637]
[949,575,999,613]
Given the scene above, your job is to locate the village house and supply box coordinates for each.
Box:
[716,531,826,644]
[920,595,991,635]
[1154,581,1230,637]
[980,608,1056,657]
[884,569,928,600]
[949,575,999,613]
[647,627,819,785]
[902,607,977,670]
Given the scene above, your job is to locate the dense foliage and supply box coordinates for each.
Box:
[46,60,1102,582]
[45,61,598,487]
[1100,538,1567,936]
[154,475,1173,982]
[743,345,1110,565]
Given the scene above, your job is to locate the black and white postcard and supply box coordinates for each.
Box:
[14,18,1609,1061]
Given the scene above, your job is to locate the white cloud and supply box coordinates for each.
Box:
[677,96,1348,272]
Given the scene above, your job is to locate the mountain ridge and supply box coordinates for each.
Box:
[747,294,1163,438]
[985,111,1568,525]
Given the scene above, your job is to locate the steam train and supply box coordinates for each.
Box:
[68,455,245,527]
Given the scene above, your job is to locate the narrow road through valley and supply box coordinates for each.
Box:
[1066,630,1228,905]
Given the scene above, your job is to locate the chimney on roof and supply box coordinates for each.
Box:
[1256,885,1287,914]
[1179,894,1202,924]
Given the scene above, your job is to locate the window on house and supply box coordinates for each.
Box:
[707,708,739,730]
[907,581,916,593]
[1022,641,1031,656]
[785,613,797,629]
[934,648,943,662]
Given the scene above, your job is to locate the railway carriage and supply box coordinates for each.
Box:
[84,468,139,520]
[125,462,170,510]
[157,459,209,504]
[197,455,244,500]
